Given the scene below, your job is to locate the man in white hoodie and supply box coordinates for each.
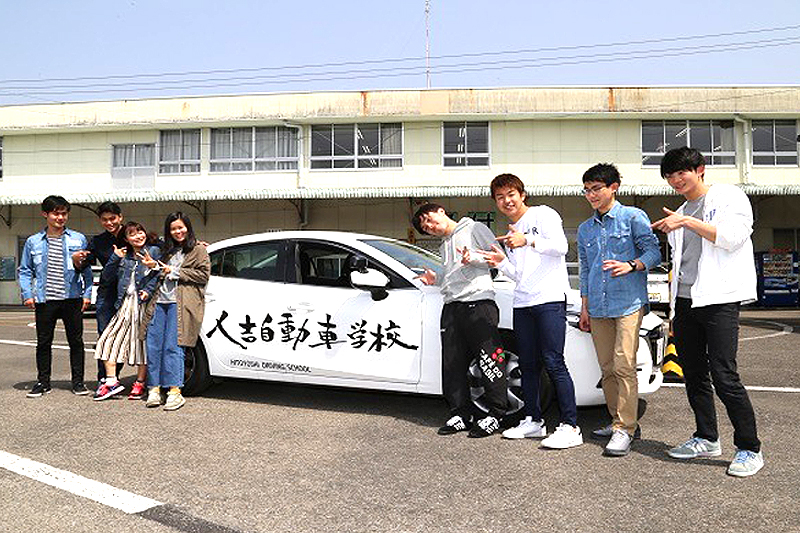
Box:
[413,203,508,438]
[652,146,763,477]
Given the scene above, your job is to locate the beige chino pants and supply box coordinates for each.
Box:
[589,308,644,435]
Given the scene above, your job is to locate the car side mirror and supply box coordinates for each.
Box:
[350,268,389,301]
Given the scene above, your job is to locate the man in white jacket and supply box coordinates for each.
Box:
[652,146,763,477]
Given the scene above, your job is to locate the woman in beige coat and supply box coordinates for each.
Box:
[140,212,210,411]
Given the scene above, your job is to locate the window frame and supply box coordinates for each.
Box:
[209,240,289,282]
[751,119,799,167]
[0,137,3,180]
[641,120,736,167]
[309,123,404,170]
[111,143,156,169]
[158,129,201,175]
[442,121,490,168]
[209,126,299,173]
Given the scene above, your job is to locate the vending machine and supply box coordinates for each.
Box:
[756,251,799,307]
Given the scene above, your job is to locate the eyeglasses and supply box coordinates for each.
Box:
[582,185,607,195]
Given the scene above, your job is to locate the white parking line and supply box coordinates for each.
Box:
[661,382,800,393]
[740,320,794,341]
[0,450,161,514]
[0,339,94,353]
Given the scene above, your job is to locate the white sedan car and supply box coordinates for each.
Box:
[184,231,665,416]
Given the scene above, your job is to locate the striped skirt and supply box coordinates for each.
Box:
[94,281,146,366]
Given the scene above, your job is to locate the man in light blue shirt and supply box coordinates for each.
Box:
[577,164,660,456]
[19,195,93,397]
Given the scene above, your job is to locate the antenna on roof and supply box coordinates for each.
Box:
[425,0,431,88]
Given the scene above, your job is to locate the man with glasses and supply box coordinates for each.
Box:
[577,164,660,456]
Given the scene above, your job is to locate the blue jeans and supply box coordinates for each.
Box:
[513,301,578,426]
[146,303,183,388]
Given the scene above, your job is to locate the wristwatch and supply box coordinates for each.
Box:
[627,260,637,272]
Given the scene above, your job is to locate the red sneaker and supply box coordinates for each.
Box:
[128,380,146,400]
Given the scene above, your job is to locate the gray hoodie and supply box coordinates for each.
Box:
[437,218,496,304]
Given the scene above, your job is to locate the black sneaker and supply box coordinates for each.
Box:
[468,416,500,438]
[437,415,471,435]
[27,382,52,398]
[71,382,90,396]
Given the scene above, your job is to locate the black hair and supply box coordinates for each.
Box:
[660,146,706,178]
[41,195,70,213]
[117,221,148,256]
[162,212,197,257]
[582,163,621,186]
[412,203,446,235]
[97,201,122,216]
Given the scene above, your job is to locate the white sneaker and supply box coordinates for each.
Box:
[604,429,632,457]
[727,450,764,477]
[541,423,583,449]
[502,417,547,439]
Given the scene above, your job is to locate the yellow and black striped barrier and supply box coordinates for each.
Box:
[661,334,683,382]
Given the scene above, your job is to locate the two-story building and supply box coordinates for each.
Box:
[0,86,798,304]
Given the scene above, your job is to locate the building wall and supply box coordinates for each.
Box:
[0,118,765,197]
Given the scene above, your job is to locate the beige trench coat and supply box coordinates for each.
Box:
[140,244,210,347]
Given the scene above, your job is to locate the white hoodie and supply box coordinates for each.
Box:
[668,183,757,319]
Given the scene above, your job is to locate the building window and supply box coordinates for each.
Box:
[113,144,155,169]
[443,122,489,167]
[752,120,798,166]
[210,126,298,172]
[159,130,200,174]
[310,123,402,169]
[642,120,735,167]
[111,143,156,189]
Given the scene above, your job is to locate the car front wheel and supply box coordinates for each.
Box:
[468,332,553,422]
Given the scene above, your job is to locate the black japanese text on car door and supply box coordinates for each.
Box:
[279,240,424,386]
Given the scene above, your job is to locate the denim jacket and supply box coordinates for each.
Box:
[18,228,93,303]
[102,245,161,310]
[578,201,661,318]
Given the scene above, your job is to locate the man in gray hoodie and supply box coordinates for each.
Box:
[413,203,508,437]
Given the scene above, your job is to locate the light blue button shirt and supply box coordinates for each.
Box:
[577,202,661,318]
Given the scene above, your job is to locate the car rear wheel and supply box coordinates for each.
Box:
[182,340,212,396]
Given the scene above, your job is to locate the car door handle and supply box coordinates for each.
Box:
[287,302,314,313]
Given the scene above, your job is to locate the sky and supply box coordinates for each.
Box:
[1,0,800,106]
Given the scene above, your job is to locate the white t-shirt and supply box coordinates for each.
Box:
[497,205,570,308]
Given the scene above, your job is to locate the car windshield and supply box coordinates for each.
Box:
[360,238,443,277]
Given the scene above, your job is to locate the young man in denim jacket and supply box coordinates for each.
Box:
[577,164,661,456]
[652,147,763,477]
[19,195,93,397]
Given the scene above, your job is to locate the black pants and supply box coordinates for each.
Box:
[673,298,760,452]
[34,299,85,385]
[441,300,507,419]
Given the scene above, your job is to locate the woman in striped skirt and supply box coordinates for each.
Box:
[93,222,160,401]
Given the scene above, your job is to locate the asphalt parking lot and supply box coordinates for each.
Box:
[1,308,798,533]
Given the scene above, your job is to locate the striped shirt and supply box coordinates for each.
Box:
[45,235,66,301]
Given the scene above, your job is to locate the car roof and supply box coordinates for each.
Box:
[206,230,396,252]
